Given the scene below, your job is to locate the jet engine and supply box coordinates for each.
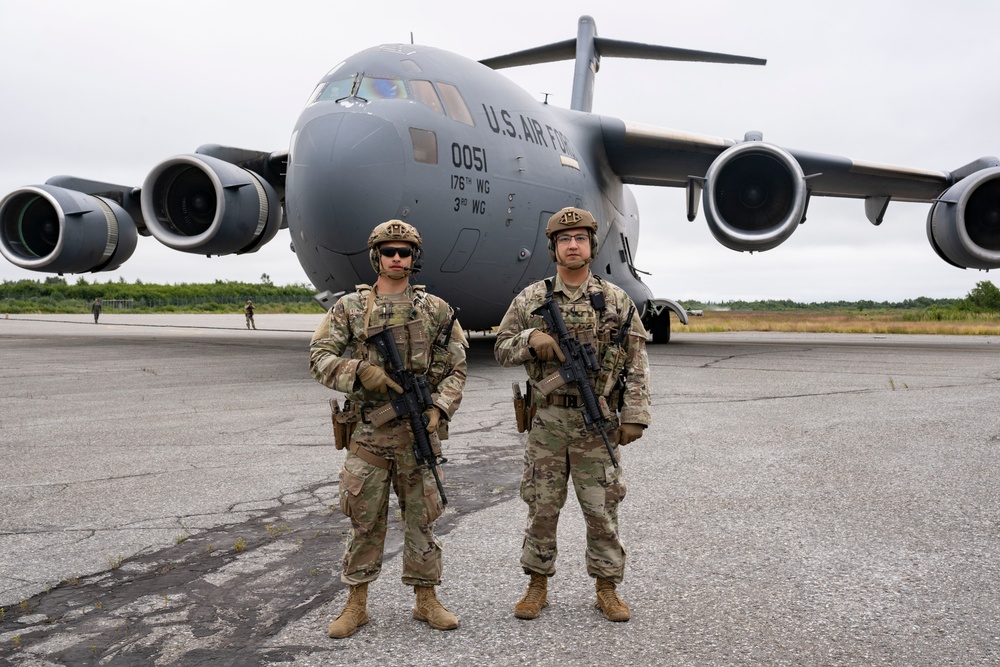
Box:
[926,167,1000,270]
[703,142,808,252]
[0,184,138,273]
[141,154,281,255]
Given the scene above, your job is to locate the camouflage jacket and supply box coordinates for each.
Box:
[494,273,651,427]
[310,284,467,420]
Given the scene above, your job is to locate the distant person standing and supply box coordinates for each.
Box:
[245,300,256,329]
[92,298,102,324]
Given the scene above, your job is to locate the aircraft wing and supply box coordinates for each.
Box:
[601,118,955,200]
[598,116,1000,267]
[0,145,288,274]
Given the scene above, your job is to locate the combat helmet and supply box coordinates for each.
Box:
[367,219,422,273]
[545,206,599,263]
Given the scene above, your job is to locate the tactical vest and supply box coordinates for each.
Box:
[353,283,432,375]
[535,275,630,397]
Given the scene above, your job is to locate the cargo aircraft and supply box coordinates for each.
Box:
[3,16,999,342]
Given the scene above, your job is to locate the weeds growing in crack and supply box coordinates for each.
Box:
[266,524,290,540]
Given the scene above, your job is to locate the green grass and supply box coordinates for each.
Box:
[681,309,1000,335]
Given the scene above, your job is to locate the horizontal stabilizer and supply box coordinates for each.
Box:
[480,36,765,70]
[479,16,764,113]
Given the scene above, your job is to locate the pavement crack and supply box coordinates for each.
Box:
[0,436,522,664]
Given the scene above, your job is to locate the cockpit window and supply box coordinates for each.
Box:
[315,78,355,102]
[310,74,468,127]
[358,76,408,100]
[314,76,409,103]
[400,59,422,73]
[436,82,474,126]
[411,80,444,115]
[307,82,328,105]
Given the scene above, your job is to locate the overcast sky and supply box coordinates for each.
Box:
[1,0,998,302]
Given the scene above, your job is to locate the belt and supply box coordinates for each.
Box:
[348,442,393,470]
[547,394,581,408]
[547,392,620,409]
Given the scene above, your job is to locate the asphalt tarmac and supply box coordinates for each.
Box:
[1,314,998,666]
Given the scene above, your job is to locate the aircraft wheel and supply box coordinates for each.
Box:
[650,314,670,344]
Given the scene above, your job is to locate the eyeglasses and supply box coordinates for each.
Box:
[555,233,590,245]
[378,246,414,258]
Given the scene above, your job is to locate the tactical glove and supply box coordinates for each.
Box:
[528,330,565,362]
[423,406,442,433]
[616,423,644,446]
[357,361,403,394]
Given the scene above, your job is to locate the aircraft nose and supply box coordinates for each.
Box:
[287,111,406,253]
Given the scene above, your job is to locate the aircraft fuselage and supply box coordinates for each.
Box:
[286,44,651,329]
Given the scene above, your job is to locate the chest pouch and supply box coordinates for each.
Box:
[597,345,626,397]
[406,318,429,372]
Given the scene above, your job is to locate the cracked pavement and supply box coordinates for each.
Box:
[1,316,999,665]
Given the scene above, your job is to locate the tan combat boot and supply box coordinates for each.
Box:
[413,586,459,630]
[513,572,549,620]
[595,578,630,622]
[327,582,369,638]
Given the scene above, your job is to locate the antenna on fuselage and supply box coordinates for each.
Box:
[411,32,414,45]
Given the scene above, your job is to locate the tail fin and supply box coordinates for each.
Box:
[479,15,765,113]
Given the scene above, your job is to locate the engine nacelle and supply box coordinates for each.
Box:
[926,167,1000,270]
[0,185,138,273]
[703,142,808,252]
[141,154,281,255]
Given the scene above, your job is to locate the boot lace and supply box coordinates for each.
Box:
[522,584,546,607]
[596,583,623,610]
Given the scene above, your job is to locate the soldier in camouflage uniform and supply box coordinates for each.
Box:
[310,220,468,638]
[494,206,650,623]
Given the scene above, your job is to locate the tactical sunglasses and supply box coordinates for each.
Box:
[378,246,413,258]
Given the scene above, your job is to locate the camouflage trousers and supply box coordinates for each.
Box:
[520,404,628,582]
[337,420,446,587]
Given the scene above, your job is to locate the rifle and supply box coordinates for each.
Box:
[367,327,449,505]
[531,297,619,468]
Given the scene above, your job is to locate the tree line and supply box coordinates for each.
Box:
[679,281,1000,313]
[0,276,326,314]
[2,277,999,314]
